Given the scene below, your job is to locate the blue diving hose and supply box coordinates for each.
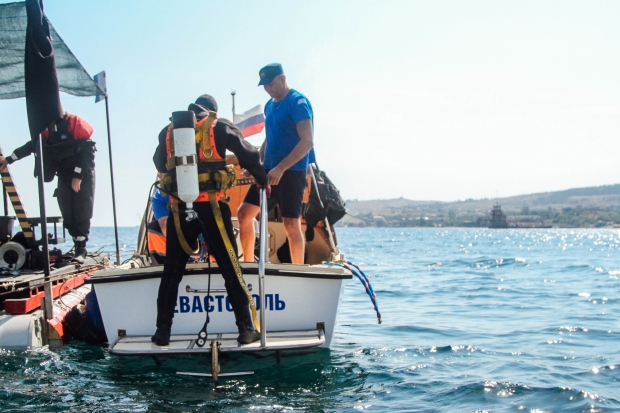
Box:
[331,261,382,324]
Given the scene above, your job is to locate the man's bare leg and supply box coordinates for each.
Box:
[237,202,261,262]
[283,217,305,264]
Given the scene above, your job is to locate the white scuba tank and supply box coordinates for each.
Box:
[171,111,199,213]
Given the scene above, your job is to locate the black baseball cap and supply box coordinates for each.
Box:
[258,63,284,86]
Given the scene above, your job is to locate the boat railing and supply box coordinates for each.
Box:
[258,187,268,348]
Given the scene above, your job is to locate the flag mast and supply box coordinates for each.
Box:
[231,88,236,120]
[103,94,121,266]
[94,71,121,266]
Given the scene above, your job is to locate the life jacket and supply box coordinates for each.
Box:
[146,217,216,264]
[146,221,166,262]
[161,111,236,203]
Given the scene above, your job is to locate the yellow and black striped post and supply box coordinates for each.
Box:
[0,146,34,246]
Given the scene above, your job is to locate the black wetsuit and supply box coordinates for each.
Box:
[7,114,96,240]
[152,104,268,337]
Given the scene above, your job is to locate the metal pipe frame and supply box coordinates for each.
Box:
[258,188,267,348]
[104,96,121,266]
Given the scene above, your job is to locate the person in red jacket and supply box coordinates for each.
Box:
[0,112,96,264]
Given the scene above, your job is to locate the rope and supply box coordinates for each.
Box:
[0,281,16,291]
[332,261,382,324]
[170,198,200,255]
[194,237,212,348]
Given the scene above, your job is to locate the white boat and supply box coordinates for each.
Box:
[89,261,351,355]
[86,165,373,371]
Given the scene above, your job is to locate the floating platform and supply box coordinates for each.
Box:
[0,283,93,347]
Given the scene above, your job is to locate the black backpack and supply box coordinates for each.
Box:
[303,164,346,241]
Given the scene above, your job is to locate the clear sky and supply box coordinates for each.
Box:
[1,0,619,226]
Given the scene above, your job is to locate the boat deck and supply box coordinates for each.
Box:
[109,328,325,356]
[1,257,105,313]
[1,256,106,288]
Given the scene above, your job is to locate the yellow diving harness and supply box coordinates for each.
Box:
[161,110,260,332]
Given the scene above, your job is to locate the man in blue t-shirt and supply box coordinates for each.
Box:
[238,63,315,264]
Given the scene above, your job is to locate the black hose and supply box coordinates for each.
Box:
[194,215,212,347]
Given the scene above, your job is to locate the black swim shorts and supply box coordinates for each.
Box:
[243,169,307,218]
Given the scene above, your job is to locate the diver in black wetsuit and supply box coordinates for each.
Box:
[151,94,269,346]
[0,112,96,264]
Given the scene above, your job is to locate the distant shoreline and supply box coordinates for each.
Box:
[342,184,620,229]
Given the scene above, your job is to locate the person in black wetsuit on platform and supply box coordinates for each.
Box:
[0,111,96,264]
[151,94,269,346]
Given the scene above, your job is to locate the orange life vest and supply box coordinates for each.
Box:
[147,226,166,259]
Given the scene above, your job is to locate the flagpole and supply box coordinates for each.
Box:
[231,88,236,120]
[34,134,53,323]
[103,95,121,266]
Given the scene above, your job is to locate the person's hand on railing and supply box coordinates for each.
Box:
[257,184,271,198]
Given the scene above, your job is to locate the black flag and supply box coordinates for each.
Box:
[24,0,62,140]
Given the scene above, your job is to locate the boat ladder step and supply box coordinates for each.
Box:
[108,328,325,356]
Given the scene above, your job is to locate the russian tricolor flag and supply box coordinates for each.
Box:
[234,105,265,138]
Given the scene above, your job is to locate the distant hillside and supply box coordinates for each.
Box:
[341,184,620,228]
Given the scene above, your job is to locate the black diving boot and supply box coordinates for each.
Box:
[234,305,260,344]
[72,239,88,264]
[151,327,171,346]
[151,273,180,346]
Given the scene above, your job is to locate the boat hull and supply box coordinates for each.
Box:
[88,262,351,348]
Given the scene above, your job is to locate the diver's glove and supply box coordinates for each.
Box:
[257,184,272,198]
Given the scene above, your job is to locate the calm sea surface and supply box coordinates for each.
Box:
[1,227,619,412]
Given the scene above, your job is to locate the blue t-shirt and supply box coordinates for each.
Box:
[152,189,169,220]
[264,89,316,171]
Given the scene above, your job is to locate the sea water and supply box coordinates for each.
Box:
[0,227,618,412]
